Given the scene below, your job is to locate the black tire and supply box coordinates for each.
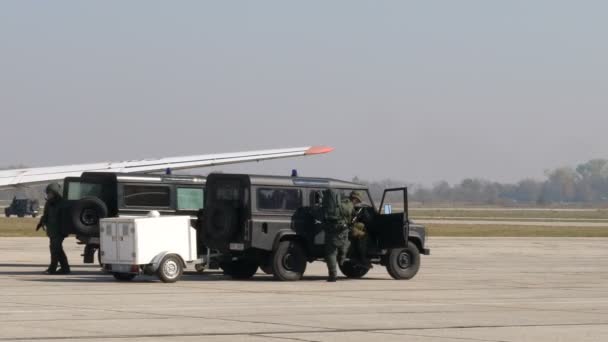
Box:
[272,240,307,281]
[386,242,421,280]
[32,213,38,218]
[339,260,370,279]
[17,214,25,218]
[205,205,239,245]
[70,197,108,237]
[195,264,206,273]
[113,273,136,281]
[260,264,273,275]
[223,259,258,279]
[157,255,184,283]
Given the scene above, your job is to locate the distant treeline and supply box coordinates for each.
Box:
[355,159,608,206]
[3,159,608,206]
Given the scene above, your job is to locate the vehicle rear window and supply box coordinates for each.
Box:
[257,188,302,211]
[214,181,241,201]
[177,188,204,210]
[123,185,170,207]
[67,182,103,200]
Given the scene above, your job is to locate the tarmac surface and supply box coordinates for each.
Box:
[0,237,606,341]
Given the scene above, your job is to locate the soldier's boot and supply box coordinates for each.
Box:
[327,271,337,282]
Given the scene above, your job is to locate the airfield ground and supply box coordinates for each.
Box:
[5,206,608,237]
[0,237,606,341]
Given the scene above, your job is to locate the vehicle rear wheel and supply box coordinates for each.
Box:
[339,260,370,279]
[223,259,258,279]
[113,273,136,281]
[157,255,184,283]
[272,240,307,281]
[386,242,420,280]
[195,263,206,273]
[260,264,273,275]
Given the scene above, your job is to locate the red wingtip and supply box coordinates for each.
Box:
[305,146,334,155]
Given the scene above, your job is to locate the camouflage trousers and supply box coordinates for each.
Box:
[325,227,350,278]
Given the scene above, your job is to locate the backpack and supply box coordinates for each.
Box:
[321,189,342,222]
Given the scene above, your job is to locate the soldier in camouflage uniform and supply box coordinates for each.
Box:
[349,191,371,268]
[36,183,70,274]
[322,189,355,282]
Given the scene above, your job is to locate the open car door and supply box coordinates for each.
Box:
[374,188,409,249]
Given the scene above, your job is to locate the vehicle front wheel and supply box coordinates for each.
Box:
[113,273,136,281]
[272,240,307,281]
[339,260,370,279]
[386,242,421,280]
[157,255,184,283]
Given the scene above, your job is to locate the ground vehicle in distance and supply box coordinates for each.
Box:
[200,173,430,281]
[4,196,39,218]
[61,172,206,264]
[100,215,198,283]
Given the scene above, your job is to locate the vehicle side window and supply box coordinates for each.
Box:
[257,188,302,211]
[123,185,170,207]
[177,188,204,211]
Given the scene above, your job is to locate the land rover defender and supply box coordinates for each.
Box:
[61,172,206,264]
[200,173,430,281]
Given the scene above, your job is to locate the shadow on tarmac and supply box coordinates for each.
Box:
[1,264,386,282]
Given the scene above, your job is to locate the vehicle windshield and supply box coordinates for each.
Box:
[66,181,104,200]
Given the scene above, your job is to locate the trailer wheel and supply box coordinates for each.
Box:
[386,242,420,280]
[157,255,183,283]
[272,240,307,281]
[113,273,136,281]
[339,261,370,279]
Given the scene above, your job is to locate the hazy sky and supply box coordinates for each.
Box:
[1,1,606,185]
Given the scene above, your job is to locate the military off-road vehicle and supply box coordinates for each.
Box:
[4,196,40,218]
[200,173,430,281]
[60,172,206,264]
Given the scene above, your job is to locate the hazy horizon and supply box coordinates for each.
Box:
[1,1,606,185]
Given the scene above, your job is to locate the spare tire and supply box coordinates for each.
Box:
[70,197,108,237]
[205,205,239,246]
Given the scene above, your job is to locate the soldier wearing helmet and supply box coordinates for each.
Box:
[36,183,70,274]
[349,190,372,268]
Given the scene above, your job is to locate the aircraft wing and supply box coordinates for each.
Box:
[0,146,333,190]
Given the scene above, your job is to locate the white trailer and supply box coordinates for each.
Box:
[100,214,198,283]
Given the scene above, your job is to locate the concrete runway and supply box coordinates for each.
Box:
[0,238,606,341]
